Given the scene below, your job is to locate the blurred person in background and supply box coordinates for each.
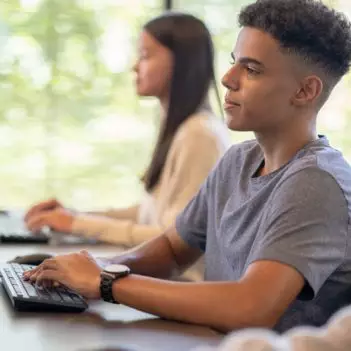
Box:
[190,304,351,351]
[24,12,230,253]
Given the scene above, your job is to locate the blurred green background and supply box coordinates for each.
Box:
[0,0,350,210]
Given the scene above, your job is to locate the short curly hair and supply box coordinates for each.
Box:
[239,0,351,88]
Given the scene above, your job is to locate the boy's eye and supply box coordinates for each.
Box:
[246,66,260,76]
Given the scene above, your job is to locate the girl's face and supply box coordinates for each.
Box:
[133,30,174,99]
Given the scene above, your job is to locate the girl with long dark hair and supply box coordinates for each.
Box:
[25,12,230,249]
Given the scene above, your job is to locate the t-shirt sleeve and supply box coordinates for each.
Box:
[175,174,211,252]
[248,167,349,300]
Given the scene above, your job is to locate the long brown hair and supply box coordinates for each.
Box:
[142,12,220,191]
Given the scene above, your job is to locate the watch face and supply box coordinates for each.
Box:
[104,264,130,274]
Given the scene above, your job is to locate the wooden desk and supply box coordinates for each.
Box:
[0,245,222,351]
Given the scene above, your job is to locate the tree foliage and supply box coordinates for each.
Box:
[0,0,161,209]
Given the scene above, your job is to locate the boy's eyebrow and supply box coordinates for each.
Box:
[231,52,265,68]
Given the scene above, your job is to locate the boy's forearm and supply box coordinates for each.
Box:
[98,234,180,279]
[110,275,261,333]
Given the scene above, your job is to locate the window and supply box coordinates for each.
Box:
[0,0,162,210]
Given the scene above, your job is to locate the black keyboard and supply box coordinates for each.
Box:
[0,263,88,312]
[0,231,49,244]
[0,212,50,244]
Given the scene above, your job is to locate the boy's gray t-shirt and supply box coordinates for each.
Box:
[176,137,351,332]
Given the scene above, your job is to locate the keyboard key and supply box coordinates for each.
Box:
[61,294,73,303]
[47,290,62,302]
[13,266,23,274]
[36,287,51,300]
[60,292,73,303]
[4,269,13,278]
[13,286,23,296]
[72,297,84,305]
[22,281,38,297]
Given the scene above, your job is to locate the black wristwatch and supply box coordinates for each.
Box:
[100,264,130,304]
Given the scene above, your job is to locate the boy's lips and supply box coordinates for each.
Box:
[224,98,240,109]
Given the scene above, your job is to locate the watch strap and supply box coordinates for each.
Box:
[100,272,117,304]
[100,270,130,304]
